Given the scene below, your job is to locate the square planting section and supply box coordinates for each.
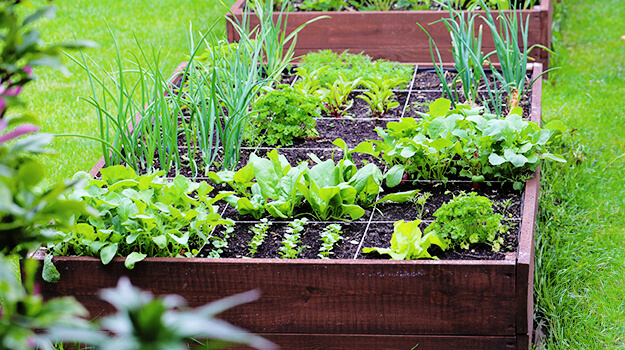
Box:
[34,64,545,349]
[226,0,554,67]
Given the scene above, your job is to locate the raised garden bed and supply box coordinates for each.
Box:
[226,0,553,67]
[34,63,545,349]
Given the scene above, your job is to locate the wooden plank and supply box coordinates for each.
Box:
[36,255,516,336]
[514,62,543,345]
[231,333,518,349]
[227,0,552,64]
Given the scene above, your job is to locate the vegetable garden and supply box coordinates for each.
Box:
[4,0,606,349]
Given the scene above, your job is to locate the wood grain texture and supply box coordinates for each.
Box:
[230,333,518,349]
[36,255,517,336]
[513,63,543,346]
[226,0,552,66]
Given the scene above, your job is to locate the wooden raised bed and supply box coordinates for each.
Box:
[226,0,553,67]
[34,64,544,349]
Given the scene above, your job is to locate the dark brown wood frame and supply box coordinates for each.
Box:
[226,0,553,67]
[34,64,544,350]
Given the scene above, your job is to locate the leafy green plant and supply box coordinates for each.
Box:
[317,224,343,259]
[292,66,327,96]
[208,225,235,258]
[297,157,366,220]
[48,166,233,269]
[424,192,507,250]
[300,0,346,11]
[0,0,95,257]
[396,0,432,10]
[279,218,309,259]
[298,51,412,88]
[252,85,320,146]
[0,255,90,350]
[411,192,432,219]
[210,150,308,219]
[249,218,272,257]
[357,77,405,117]
[317,75,361,117]
[350,0,395,11]
[374,98,566,186]
[44,277,277,350]
[363,220,446,260]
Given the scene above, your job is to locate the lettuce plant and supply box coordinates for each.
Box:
[297,157,366,220]
[363,220,446,260]
[424,192,507,251]
[49,166,233,269]
[209,150,308,219]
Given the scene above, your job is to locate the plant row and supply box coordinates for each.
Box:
[72,0,553,178]
[270,0,539,12]
[44,163,510,273]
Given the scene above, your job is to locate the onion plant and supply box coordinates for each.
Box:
[481,1,554,110]
[203,21,269,170]
[424,1,507,116]
[66,27,215,176]
[250,0,328,83]
[434,5,489,107]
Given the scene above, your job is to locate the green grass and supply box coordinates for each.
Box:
[22,0,235,183]
[535,0,625,348]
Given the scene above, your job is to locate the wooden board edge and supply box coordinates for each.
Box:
[230,333,518,350]
[515,62,543,342]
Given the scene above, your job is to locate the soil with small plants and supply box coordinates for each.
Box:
[121,67,536,262]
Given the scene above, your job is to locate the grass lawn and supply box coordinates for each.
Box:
[18,0,625,348]
[536,0,625,347]
[23,0,235,183]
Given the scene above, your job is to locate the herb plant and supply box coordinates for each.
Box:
[363,220,446,260]
[357,77,405,117]
[279,218,309,259]
[252,85,320,146]
[317,224,343,259]
[249,218,272,257]
[49,166,233,269]
[424,192,507,250]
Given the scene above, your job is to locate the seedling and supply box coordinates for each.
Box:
[280,218,309,259]
[249,218,273,257]
[317,224,343,259]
